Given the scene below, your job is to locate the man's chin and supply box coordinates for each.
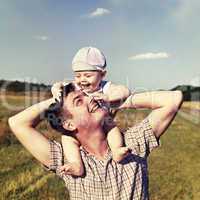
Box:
[98,107,108,117]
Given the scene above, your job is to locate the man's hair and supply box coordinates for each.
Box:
[45,83,75,135]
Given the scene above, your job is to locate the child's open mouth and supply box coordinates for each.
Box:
[80,83,91,90]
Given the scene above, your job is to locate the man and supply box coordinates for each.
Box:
[8,83,183,200]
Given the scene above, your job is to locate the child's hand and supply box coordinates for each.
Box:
[51,82,64,102]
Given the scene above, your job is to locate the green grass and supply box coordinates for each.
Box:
[0,94,68,199]
[0,143,69,200]
[148,115,200,200]
[0,94,200,199]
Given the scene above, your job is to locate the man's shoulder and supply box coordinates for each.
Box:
[50,140,62,149]
[123,117,159,157]
[49,140,64,164]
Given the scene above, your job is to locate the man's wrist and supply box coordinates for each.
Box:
[46,98,56,105]
[37,98,55,112]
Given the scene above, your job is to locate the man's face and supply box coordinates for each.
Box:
[74,71,104,93]
[63,90,107,130]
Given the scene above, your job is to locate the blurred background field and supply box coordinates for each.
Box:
[0,92,200,200]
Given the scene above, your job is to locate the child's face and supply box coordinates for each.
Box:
[74,71,105,93]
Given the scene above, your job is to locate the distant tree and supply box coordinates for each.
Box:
[0,79,51,93]
[171,85,200,101]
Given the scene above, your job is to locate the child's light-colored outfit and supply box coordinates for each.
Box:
[74,80,113,111]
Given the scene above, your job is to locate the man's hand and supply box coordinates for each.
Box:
[51,82,64,102]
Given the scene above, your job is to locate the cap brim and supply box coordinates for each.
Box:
[72,63,105,72]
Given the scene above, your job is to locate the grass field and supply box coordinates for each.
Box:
[0,94,200,200]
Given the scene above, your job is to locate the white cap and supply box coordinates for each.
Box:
[72,47,107,72]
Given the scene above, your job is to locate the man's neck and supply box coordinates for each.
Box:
[77,127,109,160]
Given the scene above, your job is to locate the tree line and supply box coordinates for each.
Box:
[0,79,51,92]
[0,79,199,101]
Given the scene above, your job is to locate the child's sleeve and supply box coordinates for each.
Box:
[102,81,112,94]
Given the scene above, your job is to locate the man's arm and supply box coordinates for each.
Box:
[119,91,183,139]
[8,98,55,167]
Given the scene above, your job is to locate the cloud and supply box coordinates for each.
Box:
[128,52,170,60]
[33,35,49,41]
[88,8,111,18]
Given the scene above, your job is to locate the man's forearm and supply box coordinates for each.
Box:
[120,91,182,110]
[8,98,55,167]
[9,98,55,128]
[120,90,183,138]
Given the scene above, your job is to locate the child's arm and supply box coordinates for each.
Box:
[92,83,131,107]
[61,135,84,176]
[105,83,131,104]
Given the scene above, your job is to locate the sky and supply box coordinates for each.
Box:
[0,0,200,91]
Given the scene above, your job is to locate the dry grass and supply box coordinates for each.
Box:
[182,101,200,110]
[1,94,200,199]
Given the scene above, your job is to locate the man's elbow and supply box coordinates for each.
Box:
[8,116,23,134]
[8,116,17,133]
[170,90,183,113]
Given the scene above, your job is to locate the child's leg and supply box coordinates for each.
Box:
[107,126,130,162]
[61,135,84,176]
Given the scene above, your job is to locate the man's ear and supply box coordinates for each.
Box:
[101,70,107,78]
[63,119,76,131]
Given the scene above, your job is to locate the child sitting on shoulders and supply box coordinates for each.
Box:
[51,47,131,176]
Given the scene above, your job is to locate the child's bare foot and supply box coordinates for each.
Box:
[60,162,84,176]
[112,147,130,162]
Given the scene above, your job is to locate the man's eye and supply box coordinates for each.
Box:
[76,99,82,106]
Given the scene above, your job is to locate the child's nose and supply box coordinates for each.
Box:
[80,76,87,82]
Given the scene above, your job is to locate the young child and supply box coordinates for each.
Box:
[52,47,131,176]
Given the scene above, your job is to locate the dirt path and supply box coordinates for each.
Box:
[178,108,200,125]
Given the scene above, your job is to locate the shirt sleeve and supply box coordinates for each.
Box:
[123,117,159,158]
[44,140,70,183]
[102,80,112,94]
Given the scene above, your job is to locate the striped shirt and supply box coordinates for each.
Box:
[47,117,159,200]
